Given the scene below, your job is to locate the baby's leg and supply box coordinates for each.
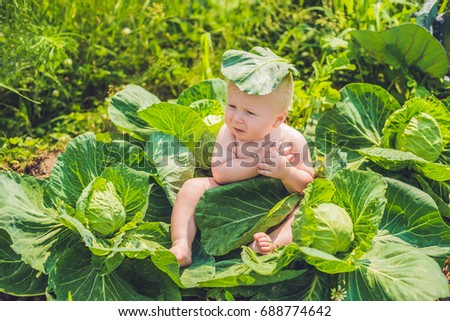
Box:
[170,177,219,267]
[249,209,297,254]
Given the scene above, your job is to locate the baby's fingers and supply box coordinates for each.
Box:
[258,163,274,177]
[285,153,295,162]
[258,169,273,177]
[270,147,283,159]
[258,162,276,171]
[282,144,293,155]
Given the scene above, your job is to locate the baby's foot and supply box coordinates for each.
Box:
[170,240,192,268]
[249,232,276,255]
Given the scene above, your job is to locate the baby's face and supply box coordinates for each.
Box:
[225,82,287,141]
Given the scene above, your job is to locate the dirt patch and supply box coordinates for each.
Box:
[23,150,60,179]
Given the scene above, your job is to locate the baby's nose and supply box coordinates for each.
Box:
[234,112,244,123]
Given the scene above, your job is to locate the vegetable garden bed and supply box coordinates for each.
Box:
[1,79,449,301]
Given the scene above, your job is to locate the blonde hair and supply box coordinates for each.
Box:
[273,73,294,113]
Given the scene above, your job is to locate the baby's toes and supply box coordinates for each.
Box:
[259,241,273,253]
[253,232,266,241]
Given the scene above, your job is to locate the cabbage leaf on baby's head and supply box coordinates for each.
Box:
[221,47,298,95]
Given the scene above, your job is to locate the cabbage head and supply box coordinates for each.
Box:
[309,203,354,255]
[382,97,450,163]
[395,112,443,162]
[76,177,126,237]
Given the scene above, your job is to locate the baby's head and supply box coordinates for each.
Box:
[225,74,294,141]
[221,47,297,141]
[227,72,294,112]
[263,72,294,113]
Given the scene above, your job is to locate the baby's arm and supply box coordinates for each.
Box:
[257,130,314,194]
[211,125,260,184]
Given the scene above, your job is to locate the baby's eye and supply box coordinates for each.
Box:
[228,104,236,109]
[247,111,256,116]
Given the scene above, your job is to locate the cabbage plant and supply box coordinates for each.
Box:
[0,133,177,300]
[352,24,448,79]
[315,83,450,221]
[240,169,450,300]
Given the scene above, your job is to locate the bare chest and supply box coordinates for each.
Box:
[234,134,293,160]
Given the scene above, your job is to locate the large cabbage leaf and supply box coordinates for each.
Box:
[232,270,331,301]
[145,131,196,205]
[240,243,303,276]
[109,81,225,142]
[47,240,179,300]
[146,183,173,223]
[151,241,215,289]
[196,260,302,289]
[352,24,448,78]
[176,78,227,109]
[0,229,48,296]
[0,171,64,273]
[195,176,301,256]
[381,177,450,263]
[138,102,216,169]
[348,240,449,300]
[315,83,400,162]
[414,175,450,219]
[359,147,450,181]
[108,84,159,140]
[221,46,298,95]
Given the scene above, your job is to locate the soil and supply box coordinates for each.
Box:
[23,150,60,179]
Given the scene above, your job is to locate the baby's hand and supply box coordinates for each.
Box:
[281,144,295,164]
[258,143,295,164]
[257,147,293,180]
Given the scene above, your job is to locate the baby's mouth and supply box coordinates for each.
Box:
[234,127,245,133]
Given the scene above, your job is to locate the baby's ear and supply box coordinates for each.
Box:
[273,111,288,127]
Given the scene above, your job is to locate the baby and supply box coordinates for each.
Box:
[170,50,314,267]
